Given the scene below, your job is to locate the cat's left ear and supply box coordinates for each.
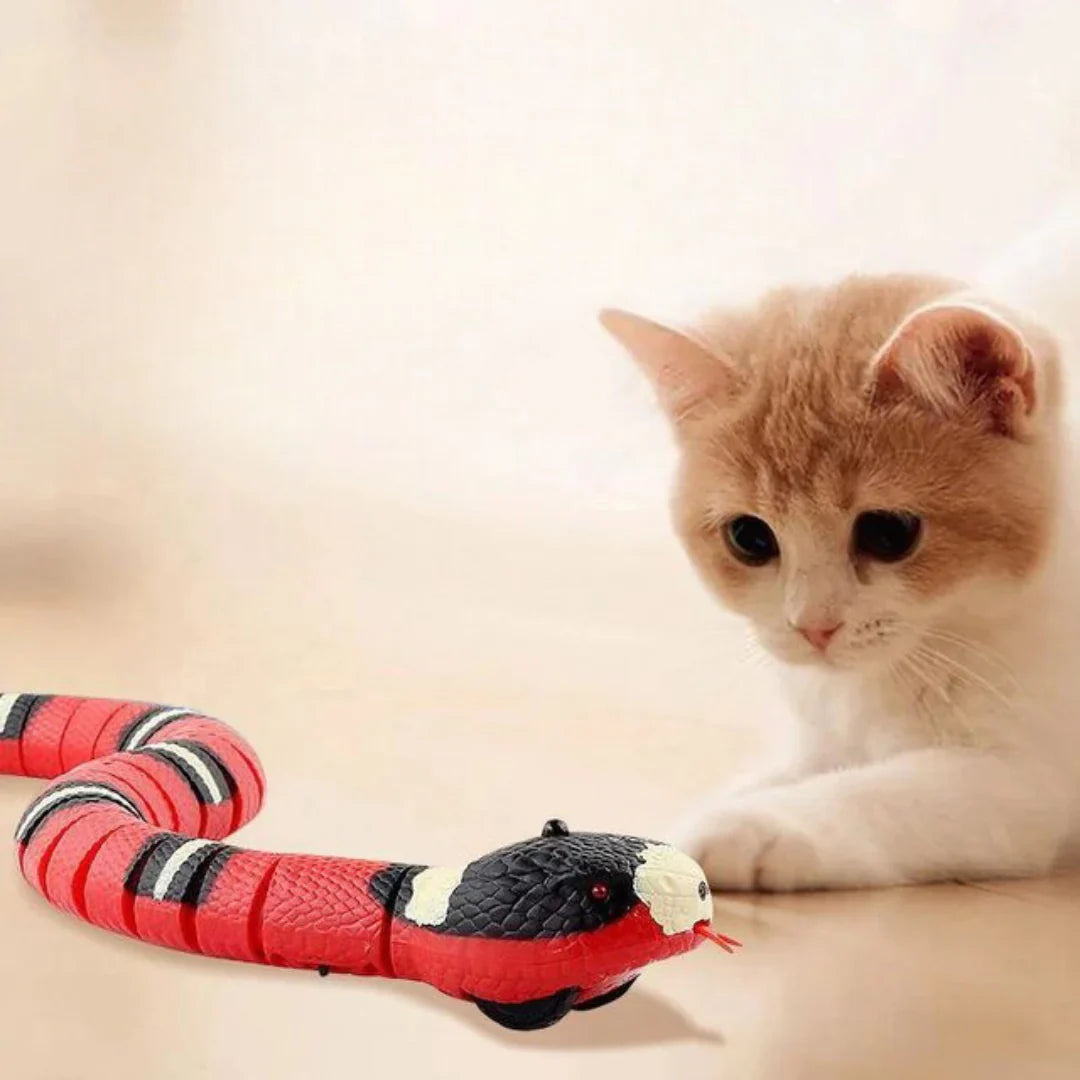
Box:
[599,308,734,424]
[869,302,1038,438]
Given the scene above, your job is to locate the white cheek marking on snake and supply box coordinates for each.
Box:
[632,843,713,936]
[404,865,466,926]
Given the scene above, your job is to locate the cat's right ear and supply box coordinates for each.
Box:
[598,309,733,424]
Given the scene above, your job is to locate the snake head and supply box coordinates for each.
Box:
[388,822,713,941]
[371,823,730,1030]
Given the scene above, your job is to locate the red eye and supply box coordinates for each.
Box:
[590,882,610,902]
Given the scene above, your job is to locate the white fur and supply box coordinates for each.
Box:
[676,529,1080,889]
[675,228,1080,891]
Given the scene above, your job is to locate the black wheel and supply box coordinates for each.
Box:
[473,987,579,1030]
[572,976,638,1012]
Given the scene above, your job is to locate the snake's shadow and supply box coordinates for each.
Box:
[387,977,725,1049]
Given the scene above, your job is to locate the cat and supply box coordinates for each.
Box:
[600,270,1080,891]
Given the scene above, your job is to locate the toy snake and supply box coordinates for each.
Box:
[4,692,738,1030]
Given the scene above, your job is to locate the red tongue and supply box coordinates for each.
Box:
[694,924,742,953]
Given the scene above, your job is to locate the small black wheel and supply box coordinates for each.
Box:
[572,976,638,1012]
[473,987,579,1030]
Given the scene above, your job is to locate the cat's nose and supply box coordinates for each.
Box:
[795,622,843,651]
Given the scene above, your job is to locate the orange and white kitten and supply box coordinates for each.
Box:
[602,272,1080,890]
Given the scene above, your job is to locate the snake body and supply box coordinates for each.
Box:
[5,693,724,1030]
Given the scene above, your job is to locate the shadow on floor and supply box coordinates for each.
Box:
[0,519,136,605]
[392,977,726,1050]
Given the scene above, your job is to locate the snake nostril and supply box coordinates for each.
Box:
[698,881,708,901]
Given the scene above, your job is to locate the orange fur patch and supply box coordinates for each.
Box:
[659,275,1061,611]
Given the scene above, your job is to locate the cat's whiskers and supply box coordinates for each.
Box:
[891,618,1022,700]
[888,617,1008,736]
[920,627,1023,692]
[897,649,983,745]
[897,651,951,704]
[889,656,930,710]
[888,657,922,708]
[909,643,1016,715]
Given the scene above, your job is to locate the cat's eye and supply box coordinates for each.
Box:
[725,515,779,565]
[853,511,921,562]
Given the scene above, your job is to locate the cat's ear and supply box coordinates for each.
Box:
[599,308,733,423]
[869,302,1037,438]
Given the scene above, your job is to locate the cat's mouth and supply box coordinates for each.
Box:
[765,626,908,673]
[793,615,911,670]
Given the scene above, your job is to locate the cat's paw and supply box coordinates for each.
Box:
[673,806,822,892]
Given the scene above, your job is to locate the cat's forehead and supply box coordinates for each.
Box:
[702,395,982,517]
[695,362,993,523]
[699,376,882,517]
[691,276,961,511]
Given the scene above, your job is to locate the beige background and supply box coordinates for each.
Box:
[1,3,1079,1077]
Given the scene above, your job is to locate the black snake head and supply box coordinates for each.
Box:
[375,820,713,940]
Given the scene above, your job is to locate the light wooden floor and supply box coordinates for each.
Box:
[3,4,1080,1076]
[1,469,1078,1080]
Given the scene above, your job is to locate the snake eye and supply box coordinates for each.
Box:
[589,881,611,902]
[698,881,708,901]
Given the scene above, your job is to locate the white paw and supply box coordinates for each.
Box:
[673,806,823,892]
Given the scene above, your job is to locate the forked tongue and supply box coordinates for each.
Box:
[694,924,742,953]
